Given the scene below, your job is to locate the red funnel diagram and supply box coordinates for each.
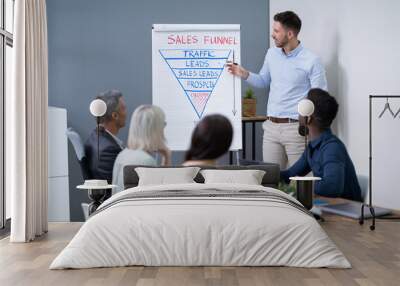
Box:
[159,49,232,118]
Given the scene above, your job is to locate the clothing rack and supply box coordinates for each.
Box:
[360,95,400,230]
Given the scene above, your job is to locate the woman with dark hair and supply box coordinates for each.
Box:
[183,114,233,166]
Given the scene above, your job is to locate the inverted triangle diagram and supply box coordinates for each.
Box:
[159,49,232,118]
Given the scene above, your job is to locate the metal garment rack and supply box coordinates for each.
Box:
[360,95,400,230]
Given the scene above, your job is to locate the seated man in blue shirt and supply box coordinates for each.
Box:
[280,88,363,201]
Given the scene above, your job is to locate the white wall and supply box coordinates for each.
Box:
[338,0,400,210]
[270,0,400,209]
[270,0,339,98]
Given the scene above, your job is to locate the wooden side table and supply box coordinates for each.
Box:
[242,115,268,160]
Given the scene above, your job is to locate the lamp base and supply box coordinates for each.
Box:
[87,189,107,215]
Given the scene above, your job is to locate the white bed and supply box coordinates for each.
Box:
[50,183,350,269]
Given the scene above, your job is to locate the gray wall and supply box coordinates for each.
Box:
[47,0,269,221]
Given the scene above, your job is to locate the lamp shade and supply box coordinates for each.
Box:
[89,99,107,117]
[298,99,314,117]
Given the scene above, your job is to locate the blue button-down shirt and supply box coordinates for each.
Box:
[247,43,328,119]
[280,129,362,201]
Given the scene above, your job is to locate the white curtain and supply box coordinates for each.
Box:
[8,0,48,242]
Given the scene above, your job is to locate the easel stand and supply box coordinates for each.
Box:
[359,95,400,230]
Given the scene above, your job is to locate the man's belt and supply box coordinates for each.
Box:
[266,116,299,123]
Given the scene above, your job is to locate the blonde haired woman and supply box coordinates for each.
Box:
[112,105,171,192]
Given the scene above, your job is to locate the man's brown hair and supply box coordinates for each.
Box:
[273,11,302,35]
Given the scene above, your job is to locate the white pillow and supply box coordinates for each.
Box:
[135,167,200,186]
[200,169,266,185]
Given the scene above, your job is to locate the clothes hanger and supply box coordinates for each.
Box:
[378,97,395,118]
[394,106,400,119]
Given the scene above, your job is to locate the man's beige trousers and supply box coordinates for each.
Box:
[262,120,305,170]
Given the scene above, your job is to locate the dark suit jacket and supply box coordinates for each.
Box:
[84,127,123,184]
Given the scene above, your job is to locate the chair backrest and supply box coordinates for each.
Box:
[66,127,85,160]
[123,164,281,190]
[66,127,91,180]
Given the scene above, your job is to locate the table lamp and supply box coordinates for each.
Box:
[293,99,319,212]
[89,99,107,162]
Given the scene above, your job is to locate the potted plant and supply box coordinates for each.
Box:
[242,88,256,117]
[278,182,296,197]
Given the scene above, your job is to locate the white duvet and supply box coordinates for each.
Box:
[50,183,350,269]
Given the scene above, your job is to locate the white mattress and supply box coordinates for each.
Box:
[50,183,350,269]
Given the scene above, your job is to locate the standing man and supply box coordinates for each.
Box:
[85,90,127,193]
[228,11,327,169]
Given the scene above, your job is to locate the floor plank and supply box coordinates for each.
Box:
[0,218,399,286]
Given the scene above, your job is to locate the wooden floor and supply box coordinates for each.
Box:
[0,217,399,286]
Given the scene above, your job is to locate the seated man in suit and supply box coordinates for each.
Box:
[280,88,362,202]
[85,90,127,197]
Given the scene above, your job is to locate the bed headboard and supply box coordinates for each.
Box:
[123,164,281,190]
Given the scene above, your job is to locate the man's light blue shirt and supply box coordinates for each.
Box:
[247,43,328,119]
